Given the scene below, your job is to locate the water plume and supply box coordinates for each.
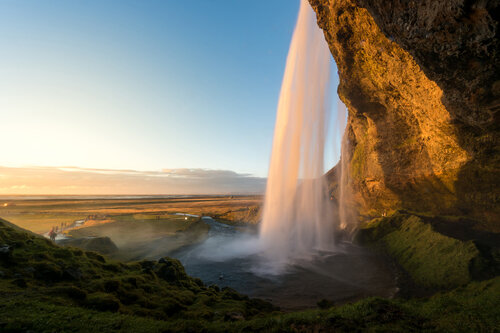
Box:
[259,0,335,272]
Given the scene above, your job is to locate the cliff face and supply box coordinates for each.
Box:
[309,0,499,228]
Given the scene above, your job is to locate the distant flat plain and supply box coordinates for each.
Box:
[0,195,263,234]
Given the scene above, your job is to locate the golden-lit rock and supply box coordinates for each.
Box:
[309,0,499,227]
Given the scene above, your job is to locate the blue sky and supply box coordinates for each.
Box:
[0,0,342,193]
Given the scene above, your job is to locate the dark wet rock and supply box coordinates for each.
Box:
[0,244,10,255]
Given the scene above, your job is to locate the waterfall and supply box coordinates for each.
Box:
[338,103,349,231]
[258,0,335,272]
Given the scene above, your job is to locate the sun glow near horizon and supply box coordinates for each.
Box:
[0,0,344,195]
[0,165,266,195]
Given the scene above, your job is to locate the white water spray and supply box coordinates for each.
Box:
[259,0,335,272]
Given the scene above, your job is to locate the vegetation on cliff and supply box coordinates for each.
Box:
[356,212,500,292]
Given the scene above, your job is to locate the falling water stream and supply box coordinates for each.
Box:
[169,0,398,309]
[258,0,334,273]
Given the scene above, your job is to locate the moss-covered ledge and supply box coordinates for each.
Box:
[355,212,500,292]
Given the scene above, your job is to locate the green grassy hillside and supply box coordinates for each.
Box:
[1,217,499,332]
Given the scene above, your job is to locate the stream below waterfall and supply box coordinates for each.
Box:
[171,217,398,310]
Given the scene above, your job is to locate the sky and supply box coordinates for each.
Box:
[0,0,343,194]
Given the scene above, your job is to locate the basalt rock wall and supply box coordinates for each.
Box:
[309,0,499,229]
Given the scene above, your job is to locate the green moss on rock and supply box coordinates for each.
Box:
[356,213,489,289]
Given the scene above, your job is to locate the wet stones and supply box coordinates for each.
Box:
[0,244,10,255]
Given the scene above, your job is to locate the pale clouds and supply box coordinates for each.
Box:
[0,166,266,195]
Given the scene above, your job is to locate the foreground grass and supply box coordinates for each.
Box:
[2,278,498,332]
[1,217,499,332]
[0,218,275,329]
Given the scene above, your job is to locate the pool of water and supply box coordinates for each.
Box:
[171,218,398,310]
